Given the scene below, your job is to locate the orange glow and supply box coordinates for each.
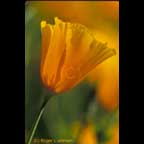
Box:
[97,54,119,111]
[30,1,118,28]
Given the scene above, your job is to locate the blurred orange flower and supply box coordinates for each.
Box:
[92,1,119,21]
[97,54,119,111]
[40,17,116,93]
[78,125,97,144]
[107,126,119,144]
[29,1,118,29]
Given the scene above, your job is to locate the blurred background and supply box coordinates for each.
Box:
[25,1,119,144]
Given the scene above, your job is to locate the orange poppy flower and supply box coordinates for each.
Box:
[40,17,116,93]
[97,53,119,111]
[107,126,119,144]
[78,125,97,144]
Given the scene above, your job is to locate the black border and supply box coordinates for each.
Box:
[1,0,25,143]
[120,0,141,143]
[1,0,139,144]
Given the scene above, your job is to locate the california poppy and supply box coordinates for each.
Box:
[40,17,116,93]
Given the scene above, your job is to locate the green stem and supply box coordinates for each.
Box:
[26,103,46,144]
[26,90,53,144]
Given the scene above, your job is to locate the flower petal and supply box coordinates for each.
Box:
[54,22,116,92]
[41,18,116,93]
[42,18,67,88]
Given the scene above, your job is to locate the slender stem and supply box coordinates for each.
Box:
[26,90,53,144]
[26,103,47,144]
